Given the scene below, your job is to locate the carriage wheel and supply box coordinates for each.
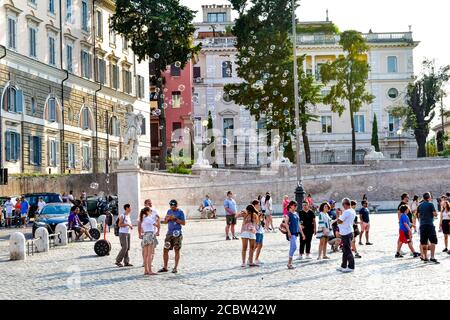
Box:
[89,228,101,240]
[94,240,111,256]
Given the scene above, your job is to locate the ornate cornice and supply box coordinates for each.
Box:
[4,1,23,15]
[26,12,43,25]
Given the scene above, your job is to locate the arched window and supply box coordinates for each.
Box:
[222,61,232,78]
[110,116,120,136]
[2,85,23,113]
[80,106,93,130]
[48,98,57,122]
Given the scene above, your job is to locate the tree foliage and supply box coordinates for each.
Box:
[389,59,450,157]
[320,30,374,164]
[224,0,322,163]
[110,0,201,169]
[371,114,380,152]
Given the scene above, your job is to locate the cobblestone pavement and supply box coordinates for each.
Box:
[0,214,448,300]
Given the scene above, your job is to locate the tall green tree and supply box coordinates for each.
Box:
[110,0,201,170]
[389,59,450,157]
[320,30,374,164]
[224,0,322,163]
[371,114,380,152]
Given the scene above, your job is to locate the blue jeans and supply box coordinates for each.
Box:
[289,234,298,258]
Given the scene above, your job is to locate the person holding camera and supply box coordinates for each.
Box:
[159,200,186,274]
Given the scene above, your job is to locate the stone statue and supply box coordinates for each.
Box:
[365,146,385,160]
[122,112,144,164]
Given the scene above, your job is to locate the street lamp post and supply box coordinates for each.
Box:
[291,0,306,208]
[397,129,403,159]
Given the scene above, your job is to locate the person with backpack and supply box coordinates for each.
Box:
[115,204,134,267]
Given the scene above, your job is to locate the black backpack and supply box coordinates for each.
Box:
[114,215,121,236]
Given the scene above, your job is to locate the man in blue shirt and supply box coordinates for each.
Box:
[20,196,29,228]
[224,191,238,241]
[417,192,439,264]
[396,205,420,258]
[159,199,186,274]
[202,195,216,219]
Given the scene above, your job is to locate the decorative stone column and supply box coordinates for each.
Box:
[55,223,68,246]
[116,162,142,225]
[35,227,49,253]
[9,232,26,261]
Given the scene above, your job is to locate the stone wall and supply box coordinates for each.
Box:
[0,173,117,198]
[140,159,450,218]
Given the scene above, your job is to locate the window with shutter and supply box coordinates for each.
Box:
[6,132,11,162]
[48,98,57,122]
[15,89,23,113]
[29,136,34,165]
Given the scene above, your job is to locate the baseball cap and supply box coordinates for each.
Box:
[329,199,336,205]
[169,199,178,206]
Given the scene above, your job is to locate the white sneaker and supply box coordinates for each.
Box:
[341,268,354,273]
[297,255,304,260]
[254,260,263,265]
[305,255,313,260]
[336,267,347,272]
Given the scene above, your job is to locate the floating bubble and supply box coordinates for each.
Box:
[153,109,162,116]
[273,90,279,96]
[178,84,186,92]
[270,45,276,50]
[90,182,99,190]
[164,242,171,249]
[283,110,289,116]
[154,53,160,59]
[174,61,181,68]
[283,97,289,103]
[158,142,163,147]
[367,186,374,192]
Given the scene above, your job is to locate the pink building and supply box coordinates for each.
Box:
[163,61,193,148]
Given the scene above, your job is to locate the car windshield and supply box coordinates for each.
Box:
[26,194,62,206]
[41,205,71,216]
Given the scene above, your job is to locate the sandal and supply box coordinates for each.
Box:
[287,264,295,270]
[115,262,124,267]
[158,268,169,273]
[323,256,330,260]
[172,268,178,273]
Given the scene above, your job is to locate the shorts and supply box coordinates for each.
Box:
[419,225,438,245]
[256,233,264,244]
[226,215,237,225]
[5,212,12,219]
[361,222,370,232]
[442,220,450,235]
[398,230,411,244]
[164,234,183,251]
[20,213,27,218]
[141,232,158,248]
[241,231,256,240]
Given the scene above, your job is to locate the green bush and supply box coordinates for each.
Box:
[167,165,192,175]
[438,148,450,158]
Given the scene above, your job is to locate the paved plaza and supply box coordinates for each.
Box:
[0,214,449,300]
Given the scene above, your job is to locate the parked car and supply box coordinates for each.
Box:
[86,195,118,217]
[32,203,71,237]
[24,193,63,219]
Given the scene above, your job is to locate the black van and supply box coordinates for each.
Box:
[24,193,63,219]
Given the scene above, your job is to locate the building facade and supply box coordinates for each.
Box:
[0,0,150,175]
[192,6,419,166]
[193,5,258,168]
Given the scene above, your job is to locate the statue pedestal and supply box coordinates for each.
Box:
[116,161,141,225]
[192,150,212,171]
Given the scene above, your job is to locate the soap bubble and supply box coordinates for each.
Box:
[178,84,185,92]
[283,110,289,116]
[283,97,289,103]
[162,103,168,109]
[174,61,181,68]
[159,125,164,130]
[153,109,161,116]
[90,182,99,190]
[367,186,374,192]
[154,53,160,59]
[270,45,276,50]
[164,242,171,249]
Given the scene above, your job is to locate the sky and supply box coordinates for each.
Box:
[181,0,450,122]
[181,0,450,74]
